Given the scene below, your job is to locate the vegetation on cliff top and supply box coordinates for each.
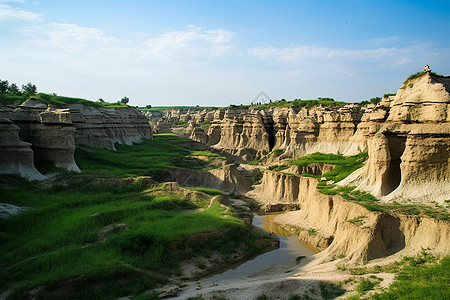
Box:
[291,151,368,183]
[404,71,442,82]
[138,105,219,111]
[0,134,273,299]
[0,79,128,107]
[246,97,347,110]
[287,151,449,220]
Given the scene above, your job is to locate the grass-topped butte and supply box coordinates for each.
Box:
[286,151,449,220]
[0,134,273,299]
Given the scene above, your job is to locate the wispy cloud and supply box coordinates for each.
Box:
[144,25,235,60]
[248,45,398,63]
[247,42,450,79]
[0,3,42,21]
[370,36,400,45]
[0,0,25,3]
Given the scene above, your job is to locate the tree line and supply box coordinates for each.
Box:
[1,79,132,105]
[0,79,37,97]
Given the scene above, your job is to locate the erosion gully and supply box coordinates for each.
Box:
[202,213,319,283]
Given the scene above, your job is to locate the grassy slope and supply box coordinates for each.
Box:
[287,152,449,220]
[0,92,126,107]
[0,134,269,299]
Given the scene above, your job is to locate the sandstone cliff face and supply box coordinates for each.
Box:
[250,170,450,264]
[0,99,79,176]
[183,105,373,160]
[0,116,45,180]
[154,73,449,204]
[68,104,152,150]
[0,99,152,179]
[164,163,252,194]
[341,73,450,203]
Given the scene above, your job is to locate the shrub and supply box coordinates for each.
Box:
[356,279,376,294]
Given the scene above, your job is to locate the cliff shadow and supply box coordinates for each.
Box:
[381,134,406,196]
[366,214,405,260]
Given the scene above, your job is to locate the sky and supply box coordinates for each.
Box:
[1,0,450,107]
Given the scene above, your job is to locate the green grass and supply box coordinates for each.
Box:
[138,106,219,111]
[75,134,213,181]
[268,164,289,171]
[0,134,273,299]
[405,71,439,82]
[0,93,28,105]
[184,187,223,196]
[251,98,347,110]
[191,151,226,160]
[355,279,376,294]
[272,149,285,155]
[37,93,127,107]
[371,255,450,300]
[0,92,127,107]
[289,151,449,220]
[319,282,346,300]
[291,151,368,183]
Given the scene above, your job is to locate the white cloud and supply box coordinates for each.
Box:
[248,45,399,64]
[370,36,400,45]
[43,23,120,48]
[0,3,42,21]
[144,25,235,60]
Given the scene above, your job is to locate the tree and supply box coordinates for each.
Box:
[145,104,152,109]
[22,83,37,96]
[370,97,382,104]
[98,98,105,102]
[0,80,8,94]
[8,83,20,94]
[120,96,129,105]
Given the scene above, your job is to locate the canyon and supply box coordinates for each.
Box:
[149,72,450,205]
[146,72,450,271]
[1,72,449,299]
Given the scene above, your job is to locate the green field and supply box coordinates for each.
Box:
[0,134,272,299]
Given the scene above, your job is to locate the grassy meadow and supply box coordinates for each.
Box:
[0,134,272,299]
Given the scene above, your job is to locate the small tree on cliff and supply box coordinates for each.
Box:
[8,83,20,94]
[22,83,37,96]
[121,96,129,105]
[0,80,9,94]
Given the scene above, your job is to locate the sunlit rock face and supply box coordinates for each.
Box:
[158,73,450,204]
[68,104,152,150]
[0,99,152,180]
[340,73,450,204]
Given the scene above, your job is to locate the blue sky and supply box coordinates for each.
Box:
[1,0,450,106]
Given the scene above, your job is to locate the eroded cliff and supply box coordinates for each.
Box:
[153,72,449,204]
[249,170,450,264]
[0,99,152,179]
